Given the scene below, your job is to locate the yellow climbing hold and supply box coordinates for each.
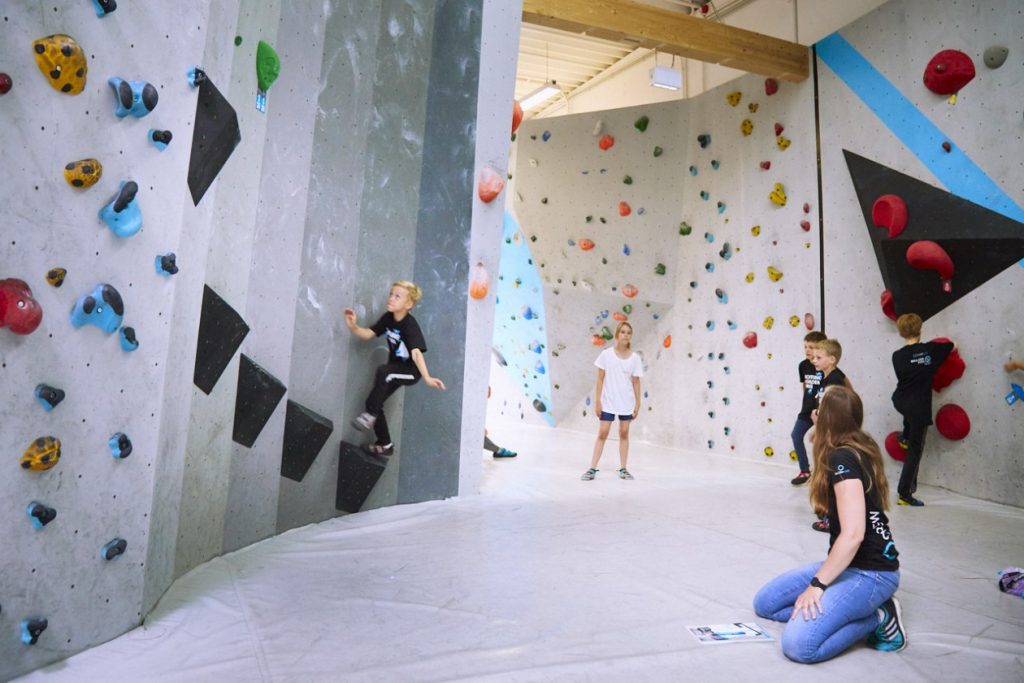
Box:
[789,450,798,461]
[748,102,759,113]
[745,272,755,283]
[769,183,787,206]
[763,316,775,330]
[767,266,783,282]
[776,135,791,150]
[740,119,753,136]
[764,447,774,457]
[726,91,742,106]
[33,34,88,95]
[789,315,800,327]
[751,225,761,236]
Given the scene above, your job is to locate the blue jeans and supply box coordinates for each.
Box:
[791,418,813,472]
[753,562,900,663]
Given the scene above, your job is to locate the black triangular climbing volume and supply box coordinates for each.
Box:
[844,150,1024,322]
[188,72,241,206]
[280,400,334,482]
[194,285,250,394]
[335,440,386,513]
[232,355,287,448]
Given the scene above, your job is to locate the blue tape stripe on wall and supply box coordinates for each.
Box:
[816,32,1024,225]
[492,210,554,425]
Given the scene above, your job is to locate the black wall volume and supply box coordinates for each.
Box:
[280,400,334,482]
[232,355,287,448]
[193,285,250,394]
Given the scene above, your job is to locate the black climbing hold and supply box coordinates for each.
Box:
[193,285,250,394]
[21,618,47,645]
[101,538,127,560]
[336,440,386,513]
[156,253,178,275]
[34,384,65,411]
[697,134,711,148]
[116,79,133,109]
[26,501,57,528]
[188,71,240,205]
[92,0,117,16]
[109,432,132,459]
[112,181,138,213]
[532,399,546,413]
[232,354,286,447]
[280,400,334,482]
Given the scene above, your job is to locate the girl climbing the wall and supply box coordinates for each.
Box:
[753,385,906,663]
[581,322,643,481]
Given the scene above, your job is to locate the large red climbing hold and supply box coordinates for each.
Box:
[742,331,758,348]
[598,134,615,151]
[764,78,778,96]
[871,194,908,239]
[0,73,12,95]
[923,50,975,101]
[935,403,970,440]
[906,240,954,292]
[477,165,504,203]
[511,100,523,135]
[880,289,897,321]
[883,431,907,462]
[0,278,43,335]
[931,337,965,392]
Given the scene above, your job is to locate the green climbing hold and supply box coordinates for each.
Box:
[256,40,280,92]
[600,326,613,340]
[654,263,666,275]
[623,175,633,185]
[653,146,663,157]
[679,221,693,236]
[623,304,632,314]
[634,115,649,132]
[234,36,243,46]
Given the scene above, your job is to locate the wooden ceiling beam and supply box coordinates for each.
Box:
[522,0,809,82]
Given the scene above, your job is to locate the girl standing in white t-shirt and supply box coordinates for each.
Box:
[582,322,643,481]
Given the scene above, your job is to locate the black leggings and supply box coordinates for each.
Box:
[897,418,928,498]
[365,363,419,445]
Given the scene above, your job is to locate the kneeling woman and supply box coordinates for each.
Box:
[753,385,906,662]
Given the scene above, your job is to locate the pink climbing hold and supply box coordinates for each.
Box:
[764,78,778,96]
[803,313,814,330]
[931,337,965,392]
[742,331,758,348]
[923,50,975,98]
[477,165,505,203]
[872,194,908,239]
[935,403,970,440]
[907,240,954,292]
[880,289,897,321]
[598,134,615,151]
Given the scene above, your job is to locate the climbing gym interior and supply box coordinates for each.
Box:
[2,1,1022,681]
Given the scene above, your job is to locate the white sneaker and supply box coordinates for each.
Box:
[351,412,376,431]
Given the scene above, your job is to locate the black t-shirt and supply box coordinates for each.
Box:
[827,447,900,571]
[891,340,954,424]
[813,367,847,405]
[798,359,822,420]
[370,312,426,374]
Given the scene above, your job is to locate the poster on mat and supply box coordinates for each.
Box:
[687,622,774,644]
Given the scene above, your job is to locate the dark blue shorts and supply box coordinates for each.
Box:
[599,411,634,422]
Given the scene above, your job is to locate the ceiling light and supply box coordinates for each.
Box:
[520,81,560,110]
[650,65,682,90]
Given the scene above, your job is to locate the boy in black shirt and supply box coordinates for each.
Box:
[791,331,828,485]
[344,281,445,456]
[891,313,956,506]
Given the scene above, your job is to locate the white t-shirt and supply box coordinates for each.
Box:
[594,347,644,415]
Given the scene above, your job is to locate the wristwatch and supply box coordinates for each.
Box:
[810,577,829,591]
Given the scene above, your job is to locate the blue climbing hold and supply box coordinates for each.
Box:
[70,283,124,334]
[26,501,57,529]
[108,77,158,118]
[91,0,116,16]
[727,320,737,330]
[535,361,546,374]
[20,619,47,645]
[697,134,711,148]
[109,432,132,459]
[542,130,551,141]
[623,244,631,256]
[711,159,720,170]
[706,321,715,331]
[700,190,709,201]
[704,232,714,243]
[155,253,178,276]
[716,288,728,304]
[99,181,142,238]
[119,326,139,351]
[717,201,726,214]
[148,129,172,151]
[34,384,65,411]
[101,538,127,560]
[186,66,206,89]
[689,166,698,176]
[1007,383,1024,405]
[705,263,714,273]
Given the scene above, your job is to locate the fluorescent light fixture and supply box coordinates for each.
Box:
[520,81,560,111]
[649,65,682,90]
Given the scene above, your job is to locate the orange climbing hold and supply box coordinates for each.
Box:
[621,284,638,298]
[663,335,672,348]
[612,311,628,322]
[598,134,615,151]
[578,239,595,251]
[618,201,631,217]
[469,262,489,300]
[511,100,523,134]
[477,165,505,203]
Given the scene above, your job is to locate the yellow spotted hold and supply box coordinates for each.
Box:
[33,34,88,95]
[63,158,103,188]
[748,102,759,113]
[769,183,787,206]
[745,272,755,283]
[764,447,774,457]
[763,316,775,330]
[21,436,62,472]
[740,119,753,136]
[727,91,742,106]
[776,135,791,150]
[751,225,761,236]
[789,315,800,327]
[789,450,798,461]
[767,266,783,282]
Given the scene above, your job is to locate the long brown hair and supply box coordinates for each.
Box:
[614,321,633,349]
[808,385,890,515]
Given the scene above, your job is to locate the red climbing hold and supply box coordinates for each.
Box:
[935,403,970,440]
[618,201,631,217]
[477,165,504,203]
[880,289,896,321]
[884,431,907,462]
[0,278,43,335]
[578,239,595,251]
[742,331,758,348]
[774,122,784,136]
[941,141,952,153]
[871,194,908,239]
[923,50,975,97]
[906,240,954,292]
[0,73,12,95]
[598,134,615,151]
[511,100,523,135]
[931,337,965,392]
[764,78,778,96]
[800,220,811,232]
[759,161,771,170]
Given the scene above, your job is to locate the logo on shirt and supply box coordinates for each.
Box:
[835,464,849,475]
[910,353,932,366]
[386,328,410,360]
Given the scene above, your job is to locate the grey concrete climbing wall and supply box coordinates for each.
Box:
[1,1,516,678]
